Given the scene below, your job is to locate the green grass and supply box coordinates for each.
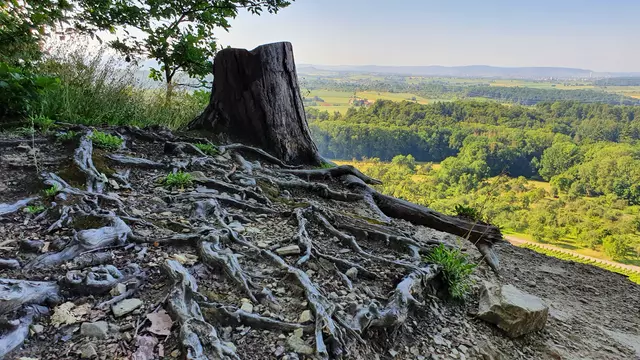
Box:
[34,44,208,129]
[194,143,219,156]
[56,130,79,143]
[42,185,60,199]
[164,171,193,189]
[30,115,56,132]
[89,131,123,151]
[520,243,640,284]
[25,205,46,214]
[426,244,477,299]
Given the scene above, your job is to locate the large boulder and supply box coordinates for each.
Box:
[477,281,548,338]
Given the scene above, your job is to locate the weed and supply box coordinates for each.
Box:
[194,143,219,156]
[164,171,193,189]
[426,244,477,299]
[15,126,35,137]
[56,130,79,143]
[316,161,336,169]
[454,204,481,221]
[29,115,56,132]
[42,184,60,198]
[89,131,123,151]
[25,205,46,214]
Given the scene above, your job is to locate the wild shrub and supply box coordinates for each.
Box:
[454,204,481,221]
[164,171,193,189]
[89,131,123,151]
[426,244,477,299]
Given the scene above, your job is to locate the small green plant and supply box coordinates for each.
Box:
[165,171,193,189]
[42,185,60,199]
[30,115,56,132]
[454,204,481,221]
[89,131,123,151]
[426,244,477,299]
[316,162,337,169]
[56,130,79,143]
[25,205,46,214]
[194,143,219,156]
[15,126,35,137]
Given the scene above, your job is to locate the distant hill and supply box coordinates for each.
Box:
[297,64,640,80]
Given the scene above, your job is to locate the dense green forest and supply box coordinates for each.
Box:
[300,77,640,105]
[309,100,640,262]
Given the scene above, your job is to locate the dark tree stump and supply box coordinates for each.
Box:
[190,42,322,166]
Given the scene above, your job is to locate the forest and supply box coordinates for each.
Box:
[308,100,640,263]
[300,77,640,105]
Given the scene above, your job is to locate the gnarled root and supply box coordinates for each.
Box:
[280,165,382,185]
[264,176,363,202]
[27,214,131,269]
[352,265,440,333]
[220,143,301,169]
[75,132,109,193]
[163,260,239,360]
[200,301,313,333]
[0,279,60,315]
[260,249,347,359]
[0,305,49,359]
[0,197,37,217]
[191,173,270,205]
[199,236,258,303]
[62,264,142,295]
[293,207,313,265]
[106,154,166,169]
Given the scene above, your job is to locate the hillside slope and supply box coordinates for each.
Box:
[0,127,638,360]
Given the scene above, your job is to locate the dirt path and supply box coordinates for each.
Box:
[505,234,640,274]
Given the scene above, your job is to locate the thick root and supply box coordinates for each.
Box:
[75,131,109,193]
[0,305,49,359]
[0,279,60,315]
[163,260,239,360]
[280,165,382,185]
[106,154,166,169]
[27,214,132,269]
[220,143,302,169]
[200,301,313,333]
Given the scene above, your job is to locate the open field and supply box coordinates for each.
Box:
[304,89,450,113]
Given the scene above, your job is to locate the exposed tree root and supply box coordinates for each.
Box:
[43,173,125,210]
[27,214,132,269]
[313,251,378,280]
[164,141,208,157]
[163,259,239,360]
[265,176,363,202]
[175,193,278,215]
[191,173,270,205]
[0,259,20,269]
[220,143,302,169]
[0,197,37,217]
[200,301,313,333]
[352,265,440,332]
[0,279,60,315]
[343,174,503,270]
[62,264,142,295]
[0,138,49,147]
[293,207,313,265]
[199,237,258,303]
[280,165,382,185]
[0,305,49,359]
[260,249,346,359]
[106,154,167,169]
[75,132,109,193]
[118,125,176,143]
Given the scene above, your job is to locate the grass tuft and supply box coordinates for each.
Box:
[426,244,476,299]
[194,143,219,156]
[56,130,79,143]
[25,205,46,214]
[164,171,193,189]
[89,131,123,151]
[454,204,481,221]
[42,185,60,199]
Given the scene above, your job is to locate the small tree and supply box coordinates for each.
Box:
[77,0,292,98]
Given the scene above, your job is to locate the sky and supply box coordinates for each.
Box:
[213,0,640,72]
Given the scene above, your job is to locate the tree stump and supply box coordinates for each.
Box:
[190,42,323,166]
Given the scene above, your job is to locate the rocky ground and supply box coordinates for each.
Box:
[0,126,639,360]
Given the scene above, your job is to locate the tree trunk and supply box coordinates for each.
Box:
[190,42,323,166]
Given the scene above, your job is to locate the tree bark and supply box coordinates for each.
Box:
[190,42,323,166]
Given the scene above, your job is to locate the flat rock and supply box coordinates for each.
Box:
[79,343,98,359]
[81,321,109,339]
[287,334,314,355]
[298,310,313,323]
[477,281,548,338]
[276,245,300,256]
[112,298,143,318]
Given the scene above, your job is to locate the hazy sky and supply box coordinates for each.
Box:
[214,0,640,72]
